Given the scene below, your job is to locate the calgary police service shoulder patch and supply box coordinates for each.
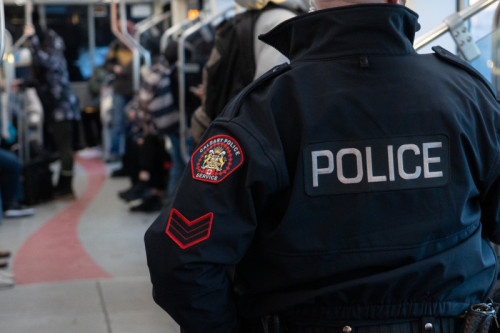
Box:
[191,135,244,183]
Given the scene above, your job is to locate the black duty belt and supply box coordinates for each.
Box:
[277,317,462,333]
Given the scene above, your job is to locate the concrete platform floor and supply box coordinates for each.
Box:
[0,156,179,333]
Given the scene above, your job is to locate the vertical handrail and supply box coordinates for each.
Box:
[159,18,199,55]
[0,0,5,60]
[1,31,12,141]
[415,0,499,50]
[110,0,140,92]
[88,4,96,71]
[177,20,204,164]
[178,7,235,163]
[118,0,151,69]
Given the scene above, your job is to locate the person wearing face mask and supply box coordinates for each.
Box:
[145,1,500,332]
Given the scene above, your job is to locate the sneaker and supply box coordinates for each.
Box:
[0,271,14,289]
[118,181,150,202]
[77,147,102,159]
[4,204,36,218]
[130,195,163,213]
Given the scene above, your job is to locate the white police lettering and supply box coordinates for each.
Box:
[398,144,421,180]
[337,148,363,184]
[312,150,334,187]
[305,135,449,196]
[366,147,387,183]
[423,142,443,178]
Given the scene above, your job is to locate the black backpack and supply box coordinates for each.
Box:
[203,8,263,120]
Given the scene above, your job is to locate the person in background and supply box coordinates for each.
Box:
[104,20,136,169]
[145,0,500,332]
[22,20,80,200]
[0,148,35,218]
[190,0,303,148]
[118,53,178,212]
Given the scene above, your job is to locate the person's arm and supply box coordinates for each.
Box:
[479,93,500,243]
[145,120,281,332]
[104,41,119,74]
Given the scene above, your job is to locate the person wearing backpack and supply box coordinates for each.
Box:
[190,0,305,148]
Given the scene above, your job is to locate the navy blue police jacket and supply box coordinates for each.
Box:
[145,4,500,332]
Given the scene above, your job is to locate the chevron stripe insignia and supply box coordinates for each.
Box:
[165,209,214,249]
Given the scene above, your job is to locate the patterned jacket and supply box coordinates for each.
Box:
[28,29,80,123]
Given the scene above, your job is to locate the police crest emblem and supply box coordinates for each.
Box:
[192,135,243,183]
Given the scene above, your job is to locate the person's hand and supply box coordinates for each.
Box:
[24,24,35,37]
[10,79,23,93]
[190,84,204,100]
[113,65,123,75]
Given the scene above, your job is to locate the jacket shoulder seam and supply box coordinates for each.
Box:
[432,46,499,101]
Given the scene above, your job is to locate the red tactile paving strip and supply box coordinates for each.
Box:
[13,157,112,285]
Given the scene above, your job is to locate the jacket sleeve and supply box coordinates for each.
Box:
[144,120,281,332]
[104,41,119,73]
[479,90,500,244]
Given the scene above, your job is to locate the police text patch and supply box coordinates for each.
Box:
[192,135,243,183]
[166,209,213,249]
[304,135,449,196]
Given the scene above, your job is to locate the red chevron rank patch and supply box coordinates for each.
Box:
[165,209,214,249]
[192,135,244,183]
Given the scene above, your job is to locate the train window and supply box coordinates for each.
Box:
[5,3,152,82]
[468,1,498,82]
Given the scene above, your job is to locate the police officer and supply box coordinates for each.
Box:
[145,1,500,332]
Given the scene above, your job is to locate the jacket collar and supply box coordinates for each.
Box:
[259,4,420,61]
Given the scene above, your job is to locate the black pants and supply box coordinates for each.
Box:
[80,109,101,147]
[124,133,169,190]
[47,120,74,177]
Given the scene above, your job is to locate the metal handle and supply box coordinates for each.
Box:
[178,7,236,163]
[12,0,33,52]
[118,0,151,69]
[134,11,171,43]
[110,0,140,92]
[414,0,499,50]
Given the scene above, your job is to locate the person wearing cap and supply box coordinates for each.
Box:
[145,0,500,332]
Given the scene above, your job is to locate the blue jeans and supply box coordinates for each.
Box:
[166,134,185,198]
[110,93,131,157]
[0,149,23,219]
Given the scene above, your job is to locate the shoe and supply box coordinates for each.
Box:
[77,147,102,159]
[130,195,163,213]
[118,181,150,202]
[53,187,76,200]
[0,251,11,258]
[111,168,129,178]
[4,203,36,218]
[0,271,14,289]
[0,260,8,268]
[53,175,76,200]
